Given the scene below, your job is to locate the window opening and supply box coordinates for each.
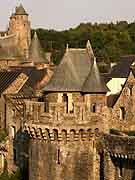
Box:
[91,103,96,113]
[119,159,123,177]
[44,96,49,113]
[57,149,60,164]
[120,107,125,120]
[63,94,68,113]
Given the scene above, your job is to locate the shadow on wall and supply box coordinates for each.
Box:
[13,128,29,180]
[132,170,135,180]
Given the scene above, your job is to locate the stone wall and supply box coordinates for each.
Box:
[28,132,98,180]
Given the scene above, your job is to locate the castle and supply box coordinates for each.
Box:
[0,4,135,180]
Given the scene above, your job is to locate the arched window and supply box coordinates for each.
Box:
[120,107,125,120]
[45,128,50,140]
[53,129,58,141]
[87,129,92,140]
[79,129,84,140]
[95,128,99,137]
[70,129,76,141]
[61,129,67,142]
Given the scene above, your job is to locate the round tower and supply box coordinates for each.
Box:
[8,4,31,58]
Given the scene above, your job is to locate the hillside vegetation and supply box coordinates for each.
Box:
[34,21,135,65]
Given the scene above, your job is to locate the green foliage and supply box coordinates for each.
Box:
[110,128,121,135]
[10,169,21,180]
[127,131,135,136]
[0,168,21,180]
[0,129,8,143]
[0,170,9,180]
[34,21,135,67]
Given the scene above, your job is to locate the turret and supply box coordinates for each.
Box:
[8,4,31,58]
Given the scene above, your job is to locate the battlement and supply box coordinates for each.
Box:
[103,134,135,160]
[25,100,108,132]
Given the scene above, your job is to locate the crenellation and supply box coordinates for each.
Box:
[24,125,101,143]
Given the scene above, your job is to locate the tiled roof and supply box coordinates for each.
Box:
[0,71,21,94]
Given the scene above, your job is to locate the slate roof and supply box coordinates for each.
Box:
[106,93,120,107]
[29,32,48,63]
[44,48,94,92]
[82,60,109,93]
[15,4,28,15]
[109,56,135,78]
[0,71,21,94]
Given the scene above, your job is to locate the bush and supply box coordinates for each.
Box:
[10,169,21,180]
[0,129,8,143]
[0,169,21,180]
[110,128,121,135]
[0,170,10,180]
[127,131,135,136]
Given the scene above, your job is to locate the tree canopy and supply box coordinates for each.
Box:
[33,21,135,65]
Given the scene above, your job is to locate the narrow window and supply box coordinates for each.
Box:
[120,107,125,120]
[57,149,60,164]
[13,148,17,163]
[1,154,5,170]
[53,129,58,141]
[91,103,96,113]
[44,96,49,113]
[12,109,15,118]
[119,159,123,177]
[100,153,104,180]
[69,103,74,114]
[128,84,133,96]
[11,126,16,138]
[79,129,84,140]
[87,129,92,140]
[63,94,68,113]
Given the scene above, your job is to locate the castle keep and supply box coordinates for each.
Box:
[1,4,135,180]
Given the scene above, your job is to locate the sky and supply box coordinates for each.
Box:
[1,0,135,31]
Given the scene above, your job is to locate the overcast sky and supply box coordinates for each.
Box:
[1,0,135,31]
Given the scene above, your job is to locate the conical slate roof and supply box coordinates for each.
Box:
[86,40,94,57]
[29,32,48,63]
[15,4,28,15]
[82,58,109,93]
[44,47,94,92]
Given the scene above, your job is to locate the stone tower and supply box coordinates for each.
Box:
[8,4,31,58]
